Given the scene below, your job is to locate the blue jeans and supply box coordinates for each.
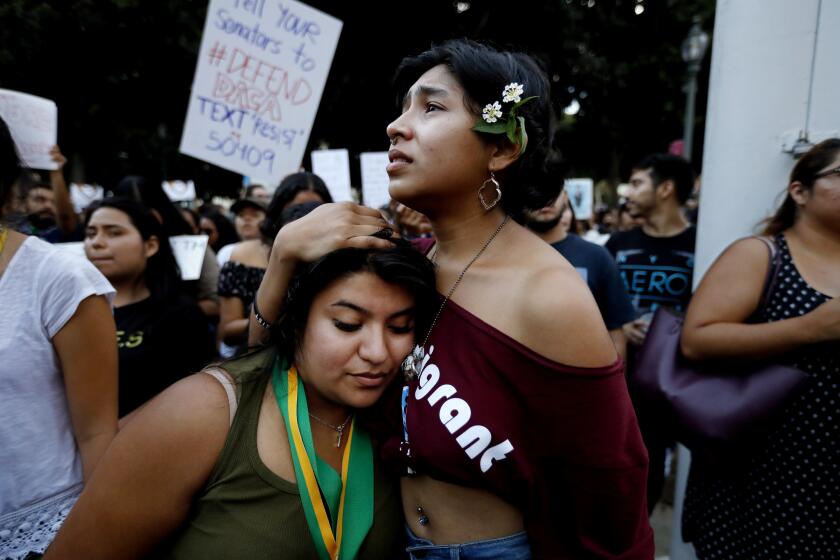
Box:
[405,525,531,559]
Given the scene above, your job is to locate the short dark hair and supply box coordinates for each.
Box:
[271,243,437,360]
[632,154,695,205]
[279,200,323,229]
[260,172,332,243]
[85,197,183,302]
[762,138,840,235]
[393,39,561,221]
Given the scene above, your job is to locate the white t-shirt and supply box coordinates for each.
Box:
[0,236,114,514]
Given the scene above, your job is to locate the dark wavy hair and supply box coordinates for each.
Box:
[0,116,24,219]
[200,209,240,252]
[260,172,332,244]
[393,39,561,221]
[762,138,840,236]
[111,175,194,237]
[85,197,182,302]
[270,242,437,360]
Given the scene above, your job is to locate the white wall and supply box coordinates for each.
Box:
[671,1,840,558]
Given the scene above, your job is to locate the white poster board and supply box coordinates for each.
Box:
[311,148,352,201]
[69,183,105,213]
[170,235,210,281]
[179,0,342,183]
[565,178,594,220]
[162,180,197,202]
[0,89,58,170]
[359,151,390,209]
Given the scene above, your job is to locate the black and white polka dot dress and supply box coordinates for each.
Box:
[683,234,838,559]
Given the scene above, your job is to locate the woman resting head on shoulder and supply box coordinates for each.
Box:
[45,242,436,560]
[247,39,653,559]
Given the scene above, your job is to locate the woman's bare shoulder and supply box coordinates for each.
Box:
[229,239,268,266]
[121,371,233,451]
[514,261,617,368]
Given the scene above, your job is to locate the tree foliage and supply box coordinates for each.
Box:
[0,0,714,197]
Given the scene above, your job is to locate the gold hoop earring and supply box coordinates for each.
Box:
[478,173,502,211]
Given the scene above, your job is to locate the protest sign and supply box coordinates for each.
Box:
[311,148,352,201]
[565,178,593,220]
[162,180,197,202]
[69,183,105,213]
[180,0,342,184]
[0,89,57,170]
[170,235,210,281]
[359,151,390,210]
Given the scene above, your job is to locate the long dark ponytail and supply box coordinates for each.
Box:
[762,138,840,235]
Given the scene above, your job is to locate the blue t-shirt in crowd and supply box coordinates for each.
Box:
[551,233,635,330]
[605,226,696,317]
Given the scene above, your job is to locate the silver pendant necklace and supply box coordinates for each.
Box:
[401,214,511,529]
[401,214,510,382]
[308,412,352,447]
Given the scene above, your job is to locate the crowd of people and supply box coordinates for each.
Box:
[0,38,837,560]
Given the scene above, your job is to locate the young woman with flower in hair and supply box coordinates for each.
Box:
[249,40,653,559]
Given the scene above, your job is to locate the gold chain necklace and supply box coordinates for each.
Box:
[0,225,8,256]
[401,215,510,380]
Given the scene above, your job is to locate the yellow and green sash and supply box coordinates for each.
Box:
[272,359,374,560]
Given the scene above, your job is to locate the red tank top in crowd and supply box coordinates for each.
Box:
[387,248,654,557]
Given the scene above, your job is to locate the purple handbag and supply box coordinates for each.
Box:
[632,237,809,464]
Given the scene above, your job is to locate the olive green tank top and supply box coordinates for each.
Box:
[156,348,404,559]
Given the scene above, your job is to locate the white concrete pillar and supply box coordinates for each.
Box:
[670,1,840,558]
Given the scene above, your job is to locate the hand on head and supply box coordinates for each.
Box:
[272,202,397,264]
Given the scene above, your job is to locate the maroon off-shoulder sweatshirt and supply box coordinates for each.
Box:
[383,239,654,559]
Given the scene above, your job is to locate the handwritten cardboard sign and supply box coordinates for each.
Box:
[360,151,390,210]
[69,183,105,213]
[180,0,342,183]
[565,178,594,220]
[162,180,197,202]
[0,89,58,170]
[311,148,352,202]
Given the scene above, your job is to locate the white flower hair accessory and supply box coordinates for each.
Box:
[482,101,503,123]
[474,82,537,155]
[502,82,524,103]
